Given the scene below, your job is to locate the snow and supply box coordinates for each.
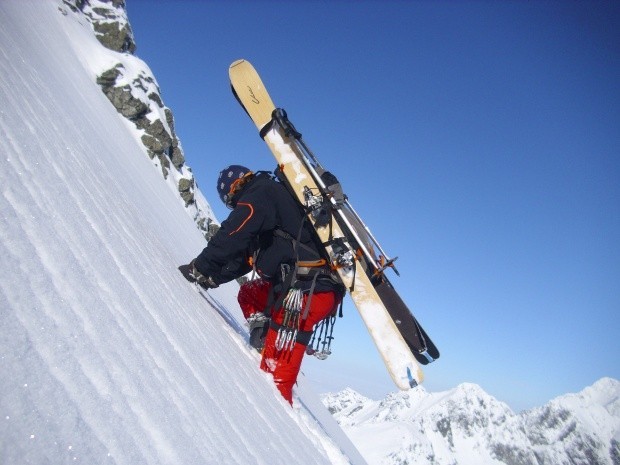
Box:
[0,1,366,464]
[4,2,617,465]
[264,130,310,185]
[323,380,620,465]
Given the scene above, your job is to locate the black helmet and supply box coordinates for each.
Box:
[217,165,251,208]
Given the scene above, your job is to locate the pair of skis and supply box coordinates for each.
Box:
[229,59,438,390]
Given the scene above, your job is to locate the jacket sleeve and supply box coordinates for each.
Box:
[193,201,264,284]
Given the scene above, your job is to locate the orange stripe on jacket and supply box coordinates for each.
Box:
[229,202,254,235]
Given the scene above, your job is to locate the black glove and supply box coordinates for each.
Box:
[178,261,219,289]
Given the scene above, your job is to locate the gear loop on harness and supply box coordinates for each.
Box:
[306,313,338,360]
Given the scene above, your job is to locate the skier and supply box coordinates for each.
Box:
[181,165,344,405]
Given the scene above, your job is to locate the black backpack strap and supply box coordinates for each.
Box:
[262,264,296,318]
[273,227,323,260]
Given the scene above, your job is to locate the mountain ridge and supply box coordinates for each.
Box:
[323,377,620,465]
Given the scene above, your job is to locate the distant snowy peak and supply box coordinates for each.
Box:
[523,378,620,465]
[323,378,620,465]
[526,377,619,437]
[555,377,619,411]
[323,388,372,417]
[325,382,512,424]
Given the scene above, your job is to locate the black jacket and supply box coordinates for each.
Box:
[194,173,337,291]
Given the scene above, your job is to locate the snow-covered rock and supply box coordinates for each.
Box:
[323,378,620,465]
[60,0,217,239]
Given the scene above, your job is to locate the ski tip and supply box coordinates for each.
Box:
[230,58,249,70]
[414,350,438,365]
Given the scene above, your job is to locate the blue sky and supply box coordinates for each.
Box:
[126,1,619,411]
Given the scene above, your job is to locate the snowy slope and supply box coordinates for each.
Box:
[0,1,366,464]
[323,378,620,465]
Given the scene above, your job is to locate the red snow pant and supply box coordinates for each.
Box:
[237,279,340,405]
[237,278,272,320]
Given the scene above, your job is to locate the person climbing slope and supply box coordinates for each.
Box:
[180,165,343,404]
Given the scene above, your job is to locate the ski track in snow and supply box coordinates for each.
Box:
[0,1,364,464]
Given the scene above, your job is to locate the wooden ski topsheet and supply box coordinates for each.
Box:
[230,59,275,129]
[229,59,424,389]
